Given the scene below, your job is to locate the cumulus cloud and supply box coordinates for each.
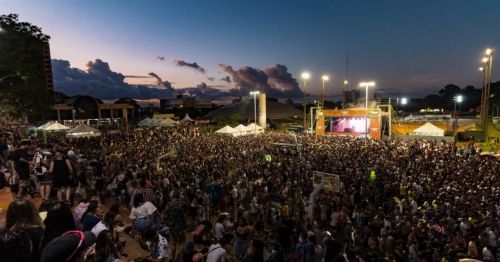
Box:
[197,82,208,88]
[176,86,228,100]
[217,63,303,97]
[156,56,165,61]
[206,76,215,82]
[52,59,176,100]
[174,59,206,74]
[125,75,152,78]
[220,76,231,83]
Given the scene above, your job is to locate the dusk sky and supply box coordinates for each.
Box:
[2,0,500,103]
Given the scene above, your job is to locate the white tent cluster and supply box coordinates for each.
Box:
[412,122,445,136]
[215,123,264,136]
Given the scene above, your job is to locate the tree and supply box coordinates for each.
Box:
[0,14,54,121]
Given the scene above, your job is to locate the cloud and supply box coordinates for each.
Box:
[217,63,303,97]
[147,72,174,89]
[197,82,208,88]
[156,56,165,61]
[174,59,206,74]
[52,59,176,100]
[206,76,215,82]
[220,76,231,83]
[125,75,153,78]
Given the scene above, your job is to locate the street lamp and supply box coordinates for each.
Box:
[401,98,407,119]
[250,91,260,134]
[359,82,375,138]
[322,75,329,110]
[302,72,310,130]
[455,95,463,130]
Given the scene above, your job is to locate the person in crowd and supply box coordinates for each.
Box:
[33,144,52,201]
[193,220,217,247]
[0,229,33,262]
[295,230,315,262]
[10,140,33,198]
[49,151,73,204]
[40,202,77,252]
[40,230,97,262]
[74,198,90,230]
[4,198,44,262]
[92,230,124,262]
[130,193,158,235]
[165,189,189,262]
[136,228,169,262]
[82,201,102,231]
[234,217,251,262]
[206,237,228,262]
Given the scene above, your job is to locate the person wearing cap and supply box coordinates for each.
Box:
[41,230,98,262]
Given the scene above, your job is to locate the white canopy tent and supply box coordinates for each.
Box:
[412,122,445,136]
[181,114,195,122]
[158,118,178,127]
[138,118,154,126]
[215,126,237,136]
[233,124,252,136]
[246,123,264,134]
[38,122,70,142]
[66,124,101,138]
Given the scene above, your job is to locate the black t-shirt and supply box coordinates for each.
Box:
[277,225,292,248]
[26,226,44,262]
[13,148,30,173]
[324,239,343,261]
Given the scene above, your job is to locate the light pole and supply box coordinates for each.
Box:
[456,95,463,131]
[342,80,348,109]
[322,75,329,110]
[401,98,407,120]
[482,49,494,134]
[250,91,260,134]
[302,72,310,130]
[359,82,375,138]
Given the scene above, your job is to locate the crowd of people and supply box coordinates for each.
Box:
[0,125,499,262]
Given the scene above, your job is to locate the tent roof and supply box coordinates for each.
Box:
[246,123,263,130]
[215,126,237,133]
[413,122,444,133]
[161,118,177,124]
[181,114,195,122]
[38,122,54,129]
[67,124,100,134]
[234,124,250,131]
[41,122,70,131]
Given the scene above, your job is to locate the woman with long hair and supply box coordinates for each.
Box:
[129,193,158,235]
[92,230,123,262]
[49,151,73,204]
[234,217,251,262]
[0,229,32,262]
[40,202,76,251]
[4,198,44,262]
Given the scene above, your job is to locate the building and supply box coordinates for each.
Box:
[51,95,133,125]
[43,44,55,92]
[342,89,360,105]
[160,97,212,111]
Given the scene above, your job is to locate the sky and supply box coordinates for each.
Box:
[1,0,500,104]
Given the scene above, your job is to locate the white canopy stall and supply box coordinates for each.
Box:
[66,124,101,138]
[38,122,70,142]
[215,126,237,136]
[233,124,252,136]
[246,123,264,134]
[412,122,445,136]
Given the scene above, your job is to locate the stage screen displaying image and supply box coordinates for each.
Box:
[326,117,370,134]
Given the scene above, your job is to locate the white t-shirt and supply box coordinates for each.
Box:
[129,202,157,219]
[215,222,225,239]
[206,243,226,262]
[91,221,109,237]
[330,212,338,227]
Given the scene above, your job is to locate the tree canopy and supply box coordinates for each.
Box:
[0,14,54,121]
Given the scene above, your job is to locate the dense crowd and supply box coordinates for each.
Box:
[0,125,499,262]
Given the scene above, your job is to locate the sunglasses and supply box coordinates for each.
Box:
[62,230,85,262]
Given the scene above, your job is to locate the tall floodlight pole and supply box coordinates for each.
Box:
[360,82,375,138]
[250,91,260,134]
[485,49,494,136]
[322,75,329,110]
[302,73,310,130]
[457,95,463,131]
[401,98,407,120]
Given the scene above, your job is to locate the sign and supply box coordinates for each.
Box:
[312,171,340,192]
